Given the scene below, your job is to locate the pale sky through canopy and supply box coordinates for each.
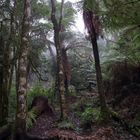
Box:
[57,0,85,33]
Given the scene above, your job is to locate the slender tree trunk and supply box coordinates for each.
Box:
[90,26,109,121]
[91,35,108,117]
[0,0,17,125]
[62,48,71,96]
[83,6,109,120]
[2,30,13,123]
[2,39,11,125]
[55,32,67,119]
[0,24,4,125]
[0,23,10,125]
[51,0,67,119]
[8,0,17,94]
[64,74,69,96]
[14,0,31,139]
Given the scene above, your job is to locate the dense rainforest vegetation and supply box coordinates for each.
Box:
[0,0,140,140]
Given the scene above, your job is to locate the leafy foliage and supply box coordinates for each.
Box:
[83,0,140,65]
[26,108,37,129]
[27,83,55,108]
[69,46,96,91]
[58,120,74,130]
[81,107,100,124]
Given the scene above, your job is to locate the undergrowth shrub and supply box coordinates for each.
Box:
[71,96,99,114]
[72,97,88,112]
[81,107,100,124]
[26,108,38,129]
[58,120,74,130]
[129,113,140,136]
[27,84,55,108]
[8,86,16,122]
[8,84,55,126]
[102,61,140,98]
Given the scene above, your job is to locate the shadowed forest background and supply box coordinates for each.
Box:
[0,0,140,140]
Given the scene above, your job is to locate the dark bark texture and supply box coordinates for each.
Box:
[83,7,109,119]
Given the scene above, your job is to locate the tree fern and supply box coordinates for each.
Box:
[26,108,37,129]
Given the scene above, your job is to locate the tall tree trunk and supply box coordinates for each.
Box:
[83,6,109,120]
[51,0,67,119]
[8,0,17,94]
[0,23,11,126]
[2,43,10,125]
[14,0,31,138]
[62,48,71,96]
[0,0,17,126]
[91,35,108,118]
[0,23,4,125]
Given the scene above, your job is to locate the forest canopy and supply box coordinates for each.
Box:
[0,0,140,140]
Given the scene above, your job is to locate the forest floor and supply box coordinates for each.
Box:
[28,113,139,140]
[28,92,140,140]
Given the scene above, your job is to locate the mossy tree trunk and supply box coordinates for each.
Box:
[15,0,31,138]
